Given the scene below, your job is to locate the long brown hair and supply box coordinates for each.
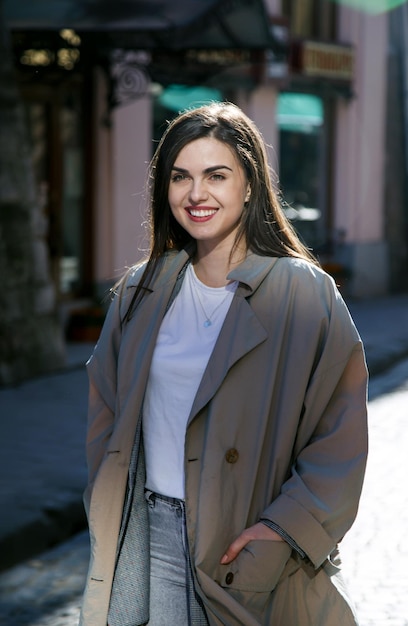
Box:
[124,102,318,319]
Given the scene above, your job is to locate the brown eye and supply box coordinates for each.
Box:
[171,173,186,182]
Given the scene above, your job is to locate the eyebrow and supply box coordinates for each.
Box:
[171,165,233,174]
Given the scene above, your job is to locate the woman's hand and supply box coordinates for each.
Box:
[220,522,285,564]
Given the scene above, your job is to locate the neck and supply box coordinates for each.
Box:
[193,241,246,287]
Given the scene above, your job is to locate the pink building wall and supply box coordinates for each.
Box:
[93,71,151,293]
[335,7,388,296]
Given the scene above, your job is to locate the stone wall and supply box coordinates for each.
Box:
[0,6,65,385]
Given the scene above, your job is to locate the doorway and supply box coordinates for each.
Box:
[22,77,90,299]
[277,91,329,254]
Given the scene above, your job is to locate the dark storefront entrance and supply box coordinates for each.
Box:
[277,91,327,254]
[22,75,91,299]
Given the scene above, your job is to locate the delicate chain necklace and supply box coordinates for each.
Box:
[190,267,232,328]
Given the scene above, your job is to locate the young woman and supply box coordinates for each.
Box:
[80,102,368,626]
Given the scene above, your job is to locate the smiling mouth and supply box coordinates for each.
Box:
[187,207,218,217]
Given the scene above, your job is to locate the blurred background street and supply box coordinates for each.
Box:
[1,0,408,624]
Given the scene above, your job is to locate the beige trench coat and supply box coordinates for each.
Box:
[80,247,368,626]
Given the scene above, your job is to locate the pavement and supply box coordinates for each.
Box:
[0,293,408,574]
[340,362,408,626]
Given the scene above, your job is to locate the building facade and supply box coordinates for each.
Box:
[9,0,394,323]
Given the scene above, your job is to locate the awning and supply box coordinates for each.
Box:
[5,0,289,105]
[158,85,223,111]
[277,93,323,133]
[4,0,282,51]
[329,0,407,14]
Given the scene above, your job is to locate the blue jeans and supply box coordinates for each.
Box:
[145,491,208,626]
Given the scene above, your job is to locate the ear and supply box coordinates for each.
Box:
[245,185,251,203]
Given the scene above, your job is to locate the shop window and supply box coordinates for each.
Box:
[277,92,327,252]
[59,92,85,295]
[24,83,86,298]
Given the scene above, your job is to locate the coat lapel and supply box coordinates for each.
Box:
[186,252,279,422]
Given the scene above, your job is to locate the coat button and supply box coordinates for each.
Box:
[225,572,234,585]
[225,448,239,463]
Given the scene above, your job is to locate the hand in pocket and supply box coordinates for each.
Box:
[220,522,285,565]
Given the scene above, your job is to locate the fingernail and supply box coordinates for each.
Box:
[220,554,229,564]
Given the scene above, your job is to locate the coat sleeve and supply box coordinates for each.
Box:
[260,280,368,569]
[83,279,128,516]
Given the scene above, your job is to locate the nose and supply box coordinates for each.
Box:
[188,178,208,204]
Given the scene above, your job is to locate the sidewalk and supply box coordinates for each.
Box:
[0,294,407,571]
[347,293,408,381]
[0,343,94,571]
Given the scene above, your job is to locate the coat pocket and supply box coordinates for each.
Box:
[219,540,292,618]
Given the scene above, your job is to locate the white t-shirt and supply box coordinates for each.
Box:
[143,263,238,499]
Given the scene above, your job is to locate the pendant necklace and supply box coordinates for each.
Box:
[191,269,232,328]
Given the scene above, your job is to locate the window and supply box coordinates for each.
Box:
[282,0,337,40]
[24,81,87,298]
[277,92,327,252]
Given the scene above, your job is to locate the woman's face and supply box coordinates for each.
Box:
[168,137,250,253]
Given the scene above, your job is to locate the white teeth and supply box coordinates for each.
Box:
[189,209,217,217]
